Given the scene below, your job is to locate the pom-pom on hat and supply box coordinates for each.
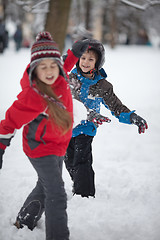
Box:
[29,31,65,83]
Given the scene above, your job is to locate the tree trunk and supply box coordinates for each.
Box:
[45,0,72,53]
[110,0,118,48]
[1,0,8,20]
[93,6,103,41]
[85,0,91,30]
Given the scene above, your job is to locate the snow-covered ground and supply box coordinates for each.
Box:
[0,41,160,240]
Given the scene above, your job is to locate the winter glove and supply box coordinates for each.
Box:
[71,39,89,58]
[62,53,67,62]
[0,149,4,169]
[87,111,111,128]
[130,112,148,134]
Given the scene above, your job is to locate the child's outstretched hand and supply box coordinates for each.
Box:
[130,113,148,134]
[71,39,89,58]
[0,149,4,169]
[87,111,111,128]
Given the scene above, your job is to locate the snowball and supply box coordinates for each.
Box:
[73,99,87,128]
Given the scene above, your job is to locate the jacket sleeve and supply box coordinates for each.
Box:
[68,73,82,102]
[63,49,79,73]
[100,79,133,124]
[0,87,45,149]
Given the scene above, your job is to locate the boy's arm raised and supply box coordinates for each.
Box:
[63,40,89,72]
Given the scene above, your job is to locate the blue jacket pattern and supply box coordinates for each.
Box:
[71,68,133,137]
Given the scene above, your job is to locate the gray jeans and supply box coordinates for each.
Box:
[19,155,69,240]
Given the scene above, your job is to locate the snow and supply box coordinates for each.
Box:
[0,42,160,240]
[72,99,88,128]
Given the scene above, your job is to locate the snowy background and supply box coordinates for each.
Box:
[0,40,160,240]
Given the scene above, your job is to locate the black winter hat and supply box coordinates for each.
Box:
[76,38,105,73]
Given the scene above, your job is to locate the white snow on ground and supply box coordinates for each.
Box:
[0,41,160,240]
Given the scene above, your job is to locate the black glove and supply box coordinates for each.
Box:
[0,149,4,169]
[130,112,148,134]
[87,111,111,128]
[62,53,68,62]
[71,39,89,58]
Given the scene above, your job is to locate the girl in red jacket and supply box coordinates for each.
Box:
[0,31,88,240]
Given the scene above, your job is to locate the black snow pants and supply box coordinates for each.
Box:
[64,134,95,198]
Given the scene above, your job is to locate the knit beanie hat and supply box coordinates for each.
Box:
[29,31,65,83]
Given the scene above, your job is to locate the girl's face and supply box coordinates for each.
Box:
[79,50,97,73]
[36,59,60,85]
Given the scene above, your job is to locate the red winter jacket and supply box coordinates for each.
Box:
[0,50,78,158]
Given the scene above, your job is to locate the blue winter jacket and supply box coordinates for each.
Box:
[70,68,134,137]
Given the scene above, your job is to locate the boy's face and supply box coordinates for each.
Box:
[79,50,97,73]
[36,59,60,85]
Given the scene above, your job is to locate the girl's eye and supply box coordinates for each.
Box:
[40,66,46,70]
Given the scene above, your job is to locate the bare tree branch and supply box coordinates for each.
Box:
[16,0,32,5]
[121,0,160,10]
[32,0,49,9]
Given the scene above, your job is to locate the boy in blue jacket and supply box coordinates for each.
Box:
[65,39,148,198]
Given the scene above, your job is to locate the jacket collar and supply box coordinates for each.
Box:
[72,68,102,85]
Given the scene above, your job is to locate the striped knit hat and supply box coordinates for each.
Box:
[29,31,65,82]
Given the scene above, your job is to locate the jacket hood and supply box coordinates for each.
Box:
[20,64,31,90]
